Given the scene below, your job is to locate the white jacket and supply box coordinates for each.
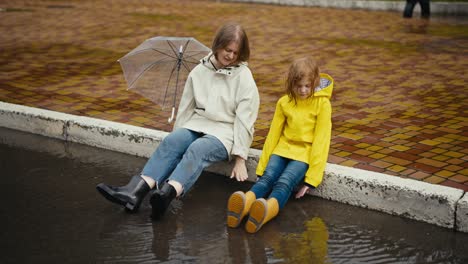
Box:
[174,53,260,160]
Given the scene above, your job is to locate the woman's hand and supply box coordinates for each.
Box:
[230,156,248,181]
[295,185,310,199]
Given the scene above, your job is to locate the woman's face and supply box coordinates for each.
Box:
[295,77,312,99]
[216,41,240,67]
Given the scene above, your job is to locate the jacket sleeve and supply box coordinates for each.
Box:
[231,73,260,160]
[174,74,195,130]
[256,99,285,176]
[304,98,332,187]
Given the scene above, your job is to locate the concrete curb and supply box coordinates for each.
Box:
[223,0,468,15]
[0,101,466,232]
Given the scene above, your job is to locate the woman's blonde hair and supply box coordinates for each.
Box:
[285,57,320,104]
[211,22,250,63]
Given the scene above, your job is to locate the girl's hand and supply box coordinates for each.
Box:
[295,185,310,199]
[230,156,248,181]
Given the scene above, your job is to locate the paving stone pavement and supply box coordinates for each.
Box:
[1,0,467,191]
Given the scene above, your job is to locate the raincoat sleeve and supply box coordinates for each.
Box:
[304,98,332,187]
[231,73,260,160]
[174,75,195,130]
[256,99,285,176]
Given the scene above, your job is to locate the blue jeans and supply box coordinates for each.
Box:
[141,128,228,194]
[251,154,309,209]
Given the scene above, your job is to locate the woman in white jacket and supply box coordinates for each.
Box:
[96,22,260,220]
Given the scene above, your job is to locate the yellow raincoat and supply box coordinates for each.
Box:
[256,73,334,187]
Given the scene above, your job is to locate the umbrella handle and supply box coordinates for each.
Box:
[168,107,175,123]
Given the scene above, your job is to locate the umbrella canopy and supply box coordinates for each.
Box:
[118,36,211,122]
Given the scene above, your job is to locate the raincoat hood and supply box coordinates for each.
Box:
[200,52,248,76]
[313,73,334,99]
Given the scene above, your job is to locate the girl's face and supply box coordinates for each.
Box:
[216,41,240,67]
[294,77,312,99]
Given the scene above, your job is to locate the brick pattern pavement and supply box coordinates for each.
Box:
[1,0,467,190]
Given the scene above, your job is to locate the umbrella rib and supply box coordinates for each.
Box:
[166,40,180,58]
[128,57,172,88]
[127,48,178,60]
[151,48,178,59]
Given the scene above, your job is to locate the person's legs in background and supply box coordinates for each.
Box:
[419,0,431,19]
[403,0,418,18]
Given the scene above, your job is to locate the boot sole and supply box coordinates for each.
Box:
[245,199,267,233]
[227,192,246,228]
[96,184,136,211]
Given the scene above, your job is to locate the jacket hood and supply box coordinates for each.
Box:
[200,52,248,76]
[314,73,334,99]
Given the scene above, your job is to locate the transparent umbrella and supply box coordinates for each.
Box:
[118,36,211,123]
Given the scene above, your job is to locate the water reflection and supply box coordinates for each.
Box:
[272,217,330,263]
[403,19,430,34]
[227,229,268,264]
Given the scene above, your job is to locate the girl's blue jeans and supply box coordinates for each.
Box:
[141,128,228,194]
[251,154,309,209]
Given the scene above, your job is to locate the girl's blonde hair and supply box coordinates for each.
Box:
[285,57,320,104]
[211,22,250,63]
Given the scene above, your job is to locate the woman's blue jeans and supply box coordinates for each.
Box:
[141,128,228,194]
[251,154,309,209]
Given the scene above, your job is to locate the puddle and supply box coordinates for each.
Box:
[1,127,467,263]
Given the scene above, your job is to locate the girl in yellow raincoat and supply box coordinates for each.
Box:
[227,57,334,233]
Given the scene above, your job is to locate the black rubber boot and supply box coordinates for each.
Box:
[150,183,177,220]
[96,175,150,212]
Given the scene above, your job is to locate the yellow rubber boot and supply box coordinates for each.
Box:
[245,198,279,233]
[227,191,256,228]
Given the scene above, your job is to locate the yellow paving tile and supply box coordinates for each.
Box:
[338,133,363,141]
[335,151,352,157]
[356,143,371,148]
[393,134,412,139]
[433,137,454,143]
[419,139,441,146]
[432,155,451,162]
[340,160,360,167]
[435,170,455,178]
[369,153,387,159]
[430,148,447,154]
[388,165,406,173]
[367,146,383,151]
[423,176,445,184]
[390,145,411,151]
[382,136,397,142]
